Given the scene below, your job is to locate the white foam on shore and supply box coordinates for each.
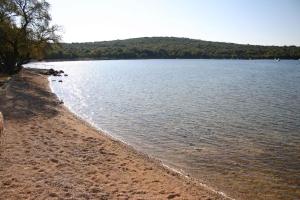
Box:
[161,163,235,200]
[48,76,235,200]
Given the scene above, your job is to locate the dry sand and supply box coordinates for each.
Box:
[0,69,226,200]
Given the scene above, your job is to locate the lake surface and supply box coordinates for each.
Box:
[27,59,300,200]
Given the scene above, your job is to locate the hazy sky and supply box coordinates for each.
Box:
[48,0,300,46]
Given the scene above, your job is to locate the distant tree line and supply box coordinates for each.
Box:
[45,37,300,60]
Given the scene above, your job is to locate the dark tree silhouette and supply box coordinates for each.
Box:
[0,0,60,74]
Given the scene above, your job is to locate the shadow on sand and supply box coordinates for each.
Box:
[0,69,59,121]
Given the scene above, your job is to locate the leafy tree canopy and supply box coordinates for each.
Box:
[0,0,60,74]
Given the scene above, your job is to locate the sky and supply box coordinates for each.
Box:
[47,0,300,46]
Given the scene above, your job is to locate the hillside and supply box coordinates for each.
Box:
[45,37,300,60]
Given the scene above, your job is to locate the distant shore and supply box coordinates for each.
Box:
[44,37,300,60]
[0,68,225,199]
[34,57,300,63]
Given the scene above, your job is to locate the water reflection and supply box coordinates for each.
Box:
[28,59,300,200]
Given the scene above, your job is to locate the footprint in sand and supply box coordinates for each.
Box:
[49,158,59,163]
[167,193,181,199]
[49,192,58,197]
[64,192,72,197]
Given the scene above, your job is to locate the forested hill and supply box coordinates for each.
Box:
[45,37,300,60]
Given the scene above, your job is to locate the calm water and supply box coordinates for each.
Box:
[27,60,300,200]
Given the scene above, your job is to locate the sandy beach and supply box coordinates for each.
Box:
[0,68,225,200]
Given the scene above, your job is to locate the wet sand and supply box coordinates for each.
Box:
[0,69,225,199]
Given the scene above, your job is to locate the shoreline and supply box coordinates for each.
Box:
[0,68,226,199]
[47,72,234,200]
[32,58,299,63]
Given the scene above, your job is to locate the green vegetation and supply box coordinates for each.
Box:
[46,37,300,60]
[0,0,60,74]
[1,1,299,73]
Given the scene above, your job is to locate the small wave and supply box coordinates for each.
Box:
[161,163,235,200]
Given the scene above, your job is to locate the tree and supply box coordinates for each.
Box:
[0,0,60,74]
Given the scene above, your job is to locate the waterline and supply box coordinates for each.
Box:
[31,59,300,200]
